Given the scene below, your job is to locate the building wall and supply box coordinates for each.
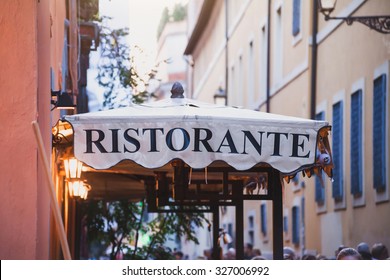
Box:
[185,0,390,259]
[0,0,79,259]
[156,21,189,99]
[0,0,48,259]
[191,0,226,103]
[314,0,390,257]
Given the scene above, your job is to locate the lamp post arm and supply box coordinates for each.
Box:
[325,15,390,34]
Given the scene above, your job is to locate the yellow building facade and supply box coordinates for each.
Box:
[185,0,390,258]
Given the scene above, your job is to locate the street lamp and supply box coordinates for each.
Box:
[51,90,75,111]
[318,0,390,34]
[63,157,83,180]
[63,157,91,200]
[67,180,91,200]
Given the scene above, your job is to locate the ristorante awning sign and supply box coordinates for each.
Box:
[64,98,332,175]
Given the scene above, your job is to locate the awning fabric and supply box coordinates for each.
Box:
[63,98,333,177]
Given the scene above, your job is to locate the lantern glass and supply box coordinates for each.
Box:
[68,180,91,200]
[318,0,337,15]
[64,157,83,179]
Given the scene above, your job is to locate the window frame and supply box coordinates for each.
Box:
[332,91,346,210]
[350,78,365,207]
[373,62,389,203]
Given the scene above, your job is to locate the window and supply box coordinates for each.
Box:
[292,0,301,36]
[350,90,363,196]
[373,74,387,192]
[248,215,254,229]
[227,223,234,249]
[248,212,255,246]
[248,230,254,246]
[283,216,288,233]
[292,206,300,245]
[260,204,267,236]
[332,101,344,201]
[315,111,326,204]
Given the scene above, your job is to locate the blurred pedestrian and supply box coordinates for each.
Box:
[252,255,267,260]
[244,243,254,259]
[283,246,296,260]
[203,248,212,260]
[334,244,347,259]
[253,248,262,257]
[316,254,327,260]
[173,251,184,260]
[224,247,236,260]
[337,247,362,260]
[371,243,389,260]
[356,242,372,260]
[302,254,316,260]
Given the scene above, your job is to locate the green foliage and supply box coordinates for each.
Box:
[83,200,209,260]
[157,3,187,39]
[78,0,99,22]
[172,3,187,21]
[96,17,153,109]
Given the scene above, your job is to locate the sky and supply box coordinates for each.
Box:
[87,0,188,110]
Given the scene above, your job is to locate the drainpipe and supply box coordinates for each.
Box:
[225,0,229,106]
[266,0,271,113]
[310,1,318,119]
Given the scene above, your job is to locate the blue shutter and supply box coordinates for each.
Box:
[332,102,344,201]
[350,90,363,196]
[292,206,300,245]
[283,216,288,233]
[373,75,387,192]
[227,223,234,249]
[315,111,326,204]
[260,204,267,236]
[292,0,301,36]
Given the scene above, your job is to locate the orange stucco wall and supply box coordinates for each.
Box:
[0,0,52,259]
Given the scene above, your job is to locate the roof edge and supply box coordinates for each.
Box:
[184,0,216,55]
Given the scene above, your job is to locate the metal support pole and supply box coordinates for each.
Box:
[235,197,244,259]
[232,181,244,259]
[211,205,221,259]
[271,169,284,259]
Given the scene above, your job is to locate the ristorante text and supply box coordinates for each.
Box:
[83,127,311,158]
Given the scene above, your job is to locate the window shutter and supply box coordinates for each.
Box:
[283,216,288,233]
[332,102,344,201]
[228,223,234,249]
[292,206,300,245]
[350,90,363,196]
[315,111,326,203]
[260,204,267,236]
[373,75,386,191]
[292,0,301,36]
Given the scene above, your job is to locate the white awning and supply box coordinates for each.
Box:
[63,98,333,177]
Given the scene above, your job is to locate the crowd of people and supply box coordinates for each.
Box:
[171,242,389,260]
[282,242,389,260]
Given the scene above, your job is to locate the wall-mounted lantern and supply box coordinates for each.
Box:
[63,157,91,200]
[67,180,91,200]
[51,90,75,111]
[63,157,83,180]
[318,0,390,34]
